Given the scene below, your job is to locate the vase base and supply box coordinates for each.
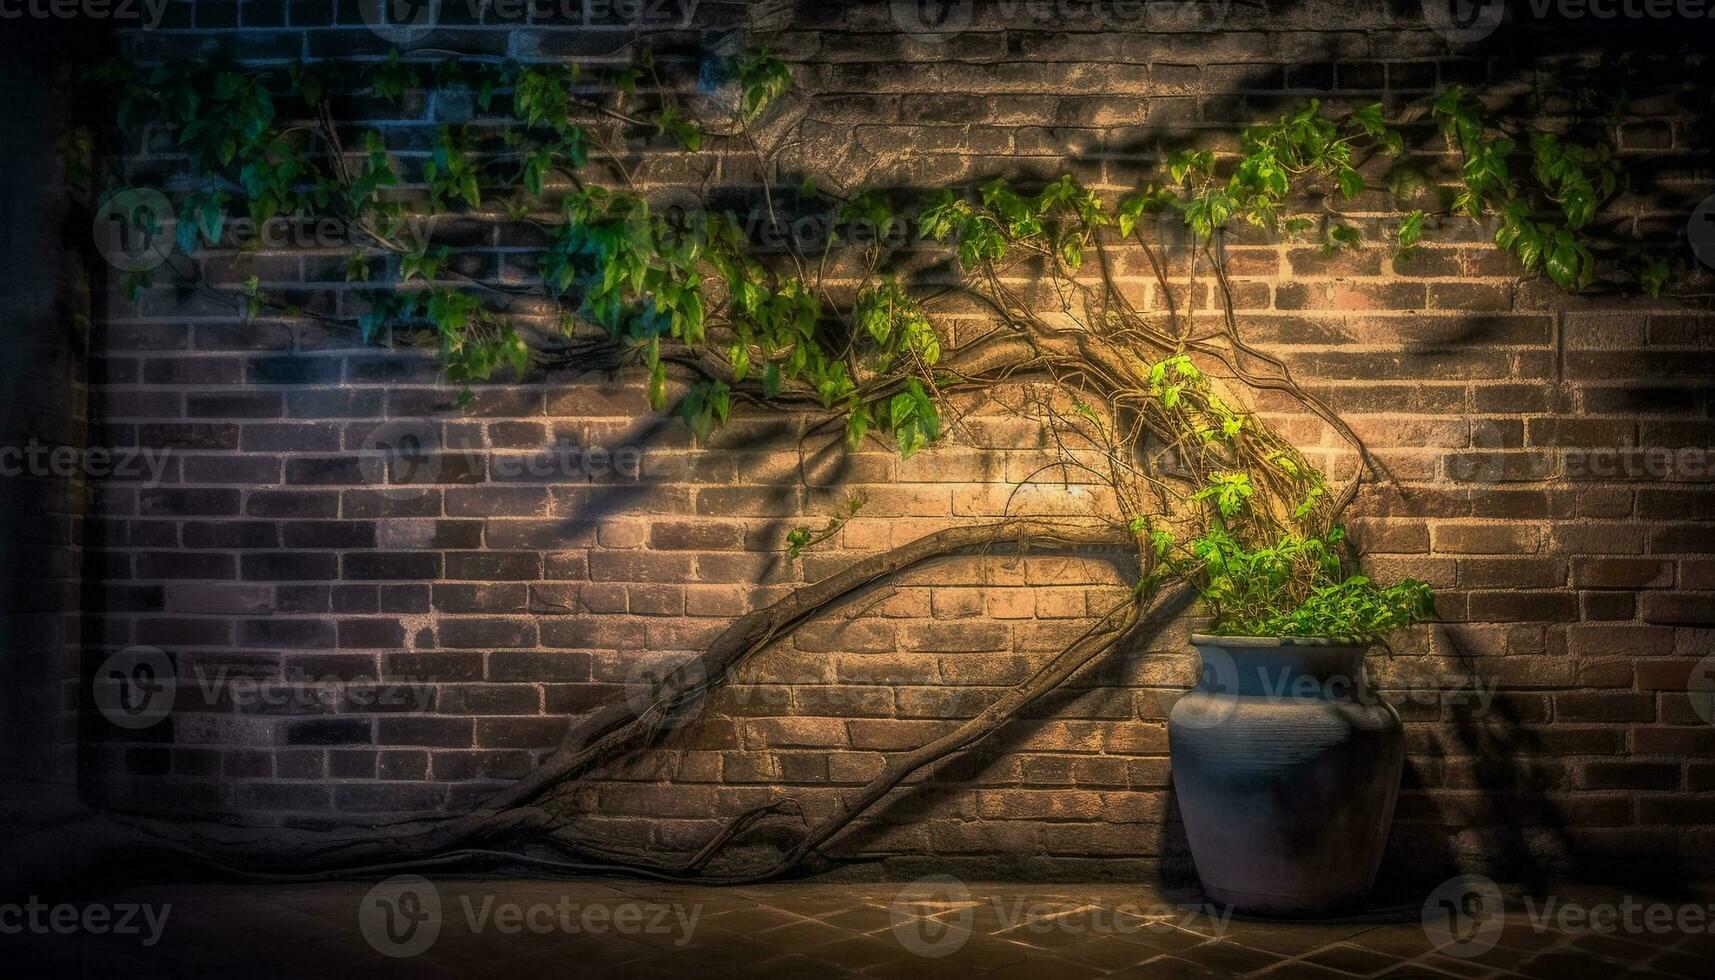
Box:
[1200,883,1373,918]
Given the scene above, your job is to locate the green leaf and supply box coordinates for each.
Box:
[786,527,812,559]
[647,360,667,411]
[1397,209,1425,249]
[1336,167,1365,199]
[1321,223,1361,254]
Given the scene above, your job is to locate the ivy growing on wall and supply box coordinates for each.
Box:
[62,42,1669,877]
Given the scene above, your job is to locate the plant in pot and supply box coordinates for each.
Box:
[1160,519,1437,915]
[69,46,1657,890]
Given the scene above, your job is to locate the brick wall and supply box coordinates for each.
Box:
[75,1,1715,882]
[0,25,99,803]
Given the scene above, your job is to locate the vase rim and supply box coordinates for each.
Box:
[1189,633,1373,649]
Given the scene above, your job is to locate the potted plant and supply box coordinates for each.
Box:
[1165,524,1436,915]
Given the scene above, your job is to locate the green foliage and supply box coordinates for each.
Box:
[885,380,940,460]
[423,126,481,212]
[1432,86,1647,292]
[371,50,419,104]
[81,47,1667,487]
[786,492,867,559]
[784,527,813,558]
[679,380,731,442]
[1174,100,1402,242]
[1242,575,1437,641]
[1163,522,1436,642]
[735,50,791,122]
[1136,446,1431,641]
[855,279,940,371]
[1193,472,1253,520]
[1396,209,1425,250]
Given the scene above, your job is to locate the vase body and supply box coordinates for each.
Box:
[1168,634,1404,915]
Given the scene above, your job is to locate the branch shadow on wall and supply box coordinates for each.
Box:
[534,7,1715,894]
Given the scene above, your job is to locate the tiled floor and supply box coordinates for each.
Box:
[6,877,1712,978]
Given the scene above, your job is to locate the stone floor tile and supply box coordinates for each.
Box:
[1300,941,1408,976]
[8,878,1713,978]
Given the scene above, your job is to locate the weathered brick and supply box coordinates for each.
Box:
[59,13,1715,870]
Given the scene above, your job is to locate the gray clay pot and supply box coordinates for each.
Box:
[1168,634,1404,915]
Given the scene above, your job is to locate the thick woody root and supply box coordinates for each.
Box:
[19,519,1136,880]
[709,581,1196,883]
[488,518,1136,812]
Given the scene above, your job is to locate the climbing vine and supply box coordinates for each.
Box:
[63,42,1667,878]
